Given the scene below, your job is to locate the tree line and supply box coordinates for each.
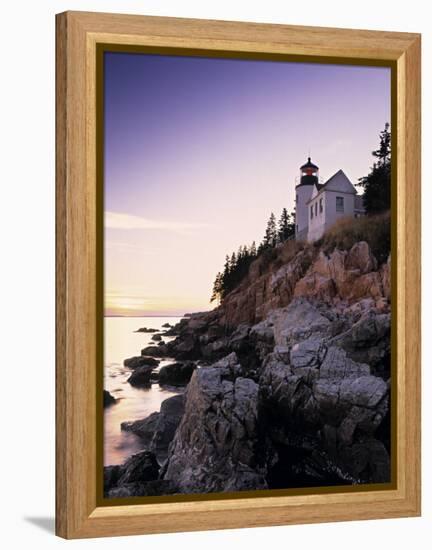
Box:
[210,208,295,303]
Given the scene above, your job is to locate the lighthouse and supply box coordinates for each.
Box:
[295,157,319,240]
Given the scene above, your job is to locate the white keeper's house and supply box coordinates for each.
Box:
[295,157,365,242]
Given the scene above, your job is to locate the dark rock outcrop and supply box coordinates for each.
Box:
[258,299,390,484]
[121,412,160,445]
[141,345,169,357]
[164,353,267,493]
[103,390,116,408]
[104,451,166,497]
[127,365,154,387]
[135,327,159,333]
[124,355,159,369]
[111,240,391,495]
[158,362,197,386]
[122,395,185,460]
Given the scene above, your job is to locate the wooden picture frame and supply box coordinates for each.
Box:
[56,11,421,539]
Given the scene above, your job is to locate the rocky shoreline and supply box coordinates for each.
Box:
[105,240,392,498]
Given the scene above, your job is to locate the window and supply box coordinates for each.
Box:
[319,198,323,213]
[336,196,344,212]
[315,202,318,216]
[310,206,313,219]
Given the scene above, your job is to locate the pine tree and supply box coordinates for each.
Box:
[278,207,294,242]
[250,241,257,256]
[263,212,277,249]
[357,123,391,214]
[372,122,391,166]
[210,272,223,303]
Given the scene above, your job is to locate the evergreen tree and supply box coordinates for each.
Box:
[263,212,277,249]
[211,209,295,303]
[210,272,223,303]
[357,123,391,214]
[372,122,391,166]
[278,207,295,242]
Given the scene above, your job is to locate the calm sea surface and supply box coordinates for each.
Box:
[104,316,183,466]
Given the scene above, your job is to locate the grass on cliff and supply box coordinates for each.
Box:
[316,211,391,264]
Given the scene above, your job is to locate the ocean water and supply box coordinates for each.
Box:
[104,316,183,466]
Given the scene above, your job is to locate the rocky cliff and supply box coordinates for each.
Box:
[106,238,392,497]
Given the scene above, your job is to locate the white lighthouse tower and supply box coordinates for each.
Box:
[295,157,320,240]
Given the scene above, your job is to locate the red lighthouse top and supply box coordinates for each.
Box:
[297,157,319,187]
[300,157,319,175]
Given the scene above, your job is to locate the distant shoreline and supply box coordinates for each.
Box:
[105,311,211,318]
[104,314,185,318]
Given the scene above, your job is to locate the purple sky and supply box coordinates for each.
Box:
[104,52,391,316]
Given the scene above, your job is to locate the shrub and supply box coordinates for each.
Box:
[316,211,391,264]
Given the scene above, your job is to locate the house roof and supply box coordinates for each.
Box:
[306,169,357,205]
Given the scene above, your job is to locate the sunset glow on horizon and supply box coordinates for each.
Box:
[104,52,391,316]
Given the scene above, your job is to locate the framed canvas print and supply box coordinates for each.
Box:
[56,11,421,539]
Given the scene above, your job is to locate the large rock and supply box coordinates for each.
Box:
[141,345,169,357]
[150,395,185,458]
[104,451,167,497]
[269,298,332,347]
[346,241,378,273]
[121,411,160,444]
[121,395,185,460]
[124,355,159,369]
[260,331,390,483]
[294,242,384,306]
[117,450,160,485]
[158,362,196,386]
[127,365,154,387]
[330,311,391,372]
[164,355,267,493]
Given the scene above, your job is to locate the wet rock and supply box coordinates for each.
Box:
[141,345,169,357]
[127,365,154,387]
[151,334,162,342]
[201,338,230,360]
[104,465,121,493]
[158,362,196,386]
[103,390,117,407]
[121,412,160,445]
[124,355,159,369]
[150,395,185,458]
[135,327,159,333]
[104,451,165,497]
[117,450,160,485]
[121,395,185,460]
